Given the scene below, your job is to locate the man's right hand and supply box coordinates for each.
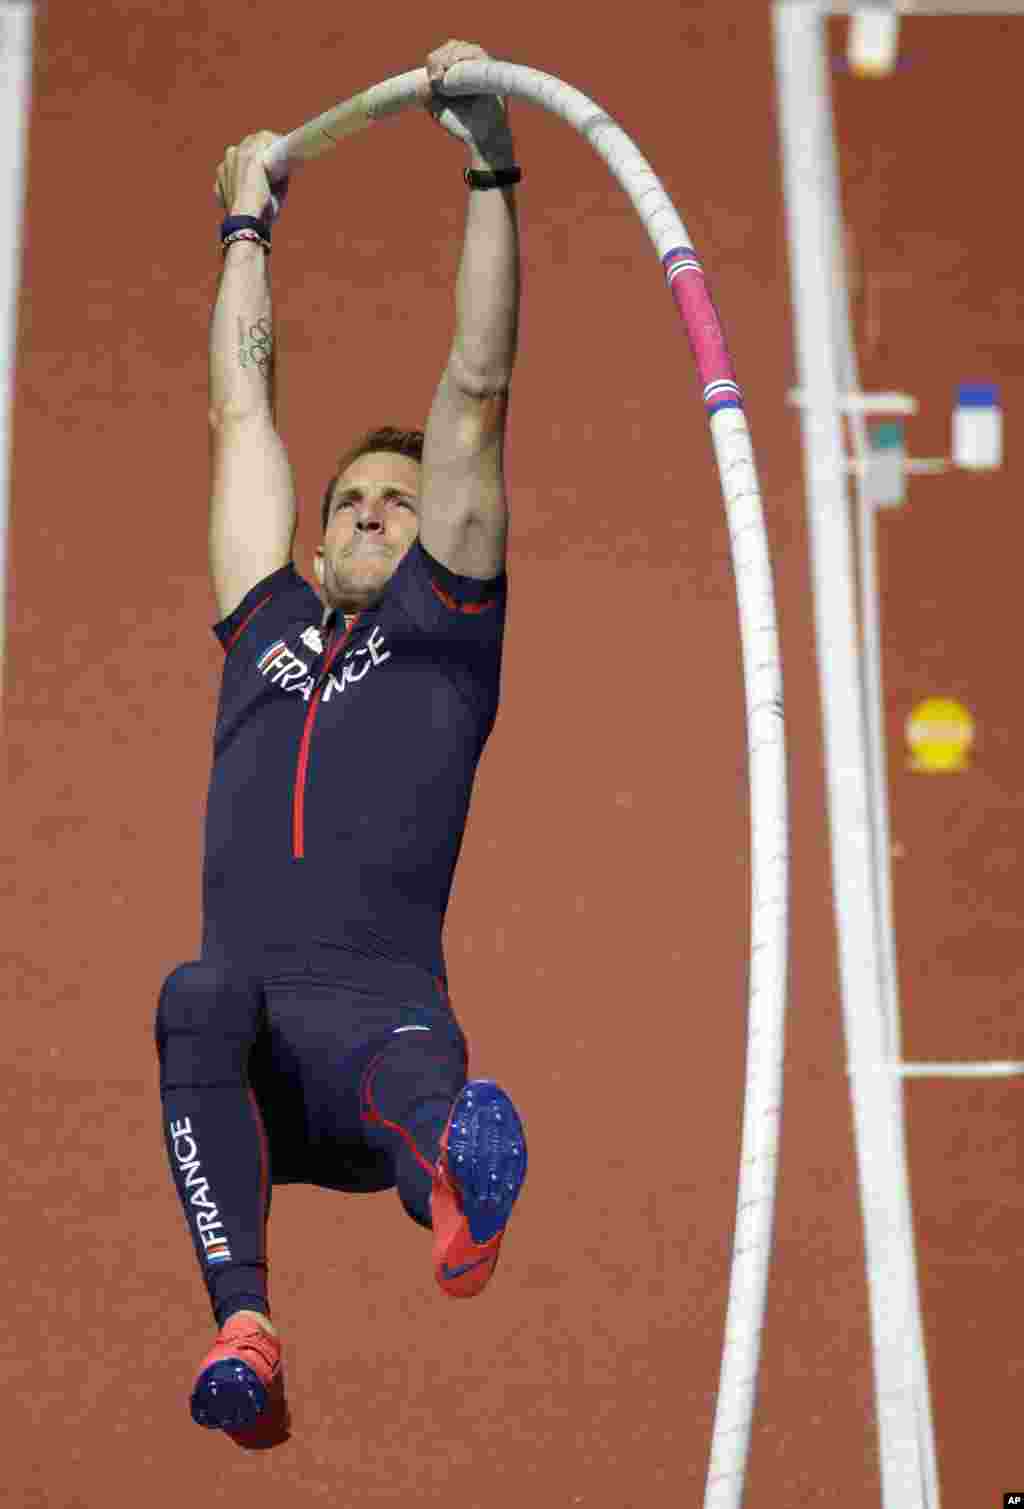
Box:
[214,130,288,222]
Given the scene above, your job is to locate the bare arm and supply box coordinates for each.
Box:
[209,239,278,423]
[419,41,521,579]
[208,134,297,619]
[448,140,520,394]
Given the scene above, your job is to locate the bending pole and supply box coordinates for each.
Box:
[265,62,789,1508]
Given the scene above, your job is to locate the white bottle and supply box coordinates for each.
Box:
[848,10,900,78]
[952,383,1002,470]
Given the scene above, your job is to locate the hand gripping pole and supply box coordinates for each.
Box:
[265,62,789,1508]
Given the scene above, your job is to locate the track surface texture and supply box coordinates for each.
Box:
[3,3,1021,1503]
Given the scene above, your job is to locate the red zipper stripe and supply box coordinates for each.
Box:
[292,683,323,858]
[292,614,360,859]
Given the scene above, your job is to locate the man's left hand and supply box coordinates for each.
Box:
[423,40,514,166]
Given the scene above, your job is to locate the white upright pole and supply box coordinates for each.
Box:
[839,259,944,1509]
[0,1,34,711]
[772,4,938,1505]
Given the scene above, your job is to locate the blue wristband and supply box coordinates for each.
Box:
[220,215,271,245]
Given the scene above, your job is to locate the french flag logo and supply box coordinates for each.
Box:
[258,640,287,673]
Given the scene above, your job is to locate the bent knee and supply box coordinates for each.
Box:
[155,961,263,1080]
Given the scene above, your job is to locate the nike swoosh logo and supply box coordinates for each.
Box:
[441,1256,491,1281]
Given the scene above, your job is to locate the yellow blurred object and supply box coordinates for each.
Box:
[905,698,975,773]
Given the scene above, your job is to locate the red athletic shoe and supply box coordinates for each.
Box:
[432,1080,527,1299]
[189,1315,282,1433]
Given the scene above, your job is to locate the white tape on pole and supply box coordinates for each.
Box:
[265,60,789,1509]
[0,1,34,706]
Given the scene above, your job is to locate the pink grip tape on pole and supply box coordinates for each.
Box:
[663,248,744,414]
[263,60,788,1509]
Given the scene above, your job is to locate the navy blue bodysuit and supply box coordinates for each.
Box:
[204,538,507,979]
[155,540,508,1325]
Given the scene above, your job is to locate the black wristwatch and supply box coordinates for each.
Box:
[464,166,522,190]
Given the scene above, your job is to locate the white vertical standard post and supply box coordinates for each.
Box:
[834,264,944,1509]
[0,0,34,710]
[772,4,939,1506]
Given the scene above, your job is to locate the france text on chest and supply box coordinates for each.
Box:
[256,624,392,703]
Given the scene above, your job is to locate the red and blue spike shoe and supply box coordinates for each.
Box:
[189,1314,282,1432]
[432,1079,528,1298]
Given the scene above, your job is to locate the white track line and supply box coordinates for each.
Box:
[895,1062,1024,1078]
[799,1,1024,15]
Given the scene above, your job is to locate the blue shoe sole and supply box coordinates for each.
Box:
[190,1358,268,1431]
[445,1080,528,1245]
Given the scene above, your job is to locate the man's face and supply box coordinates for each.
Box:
[314,450,421,613]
